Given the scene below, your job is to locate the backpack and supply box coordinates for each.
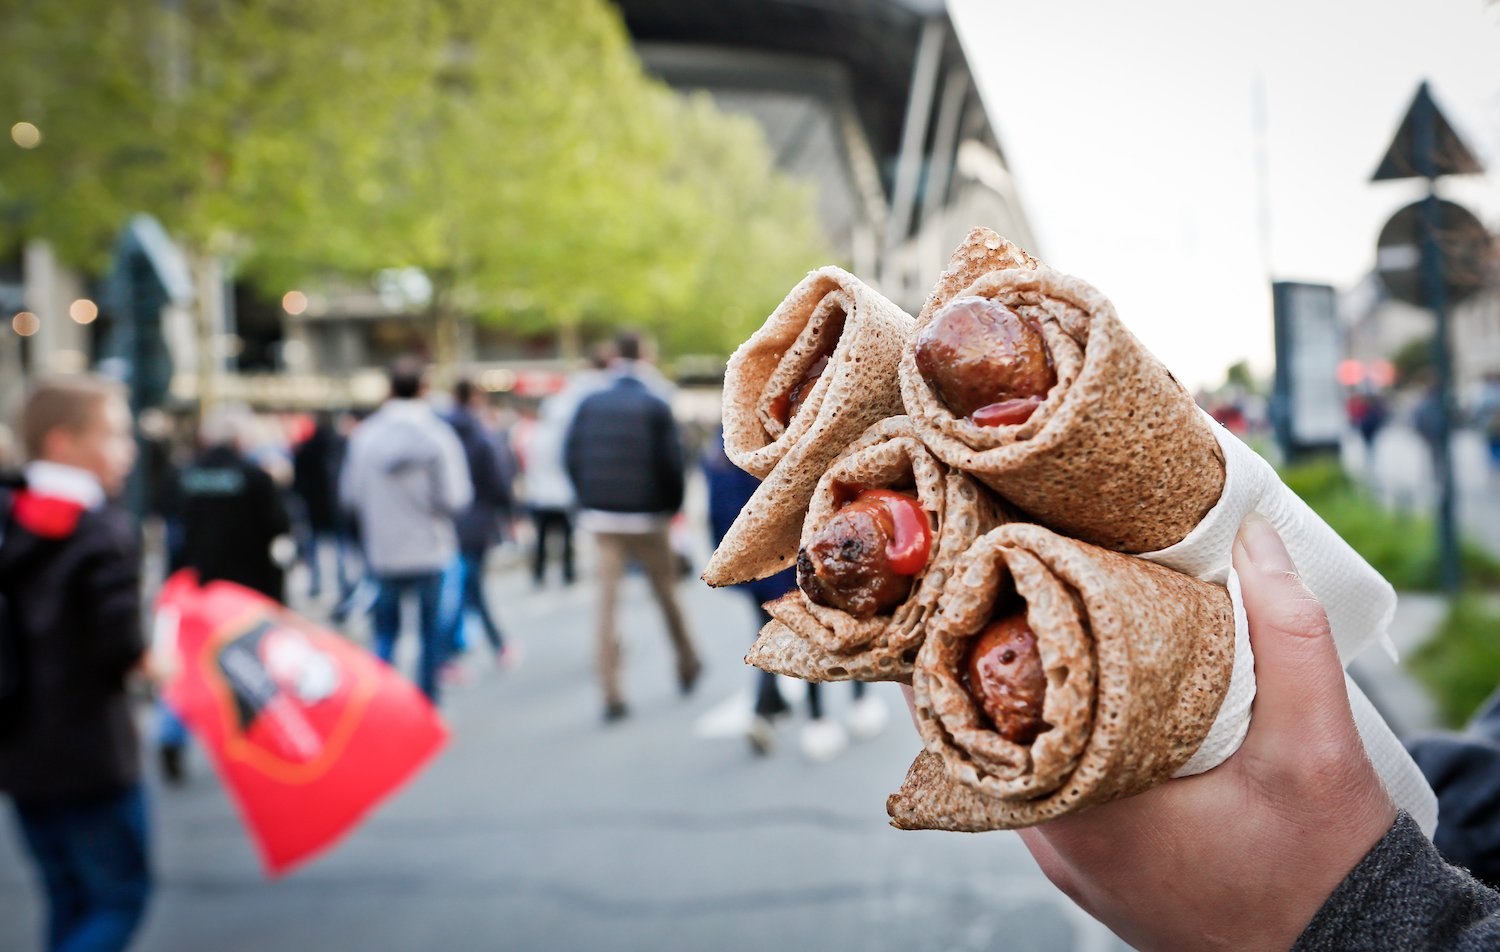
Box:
[0,487,22,736]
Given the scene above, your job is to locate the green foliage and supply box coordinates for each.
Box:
[1392,335,1435,387]
[1408,596,1500,728]
[1224,360,1258,394]
[0,0,830,358]
[1279,458,1500,591]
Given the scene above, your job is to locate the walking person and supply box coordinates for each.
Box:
[0,376,151,952]
[171,406,292,603]
[444,379,517,667]
[161,406,292,782]
[523,395,578,587]
[293,411,355,603]
[340,358,471,702]
[565,333,701,723]
[701,428,885,759]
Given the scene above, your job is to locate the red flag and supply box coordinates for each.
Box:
[157,571,448,876]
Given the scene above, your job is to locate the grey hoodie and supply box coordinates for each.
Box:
[340,399,472,575]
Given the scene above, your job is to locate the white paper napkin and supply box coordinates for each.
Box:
[1143,411,1437,837]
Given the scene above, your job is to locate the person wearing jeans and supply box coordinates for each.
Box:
[340,358,471,704]
[444,380,513,665]
[1,377,151,952]
[371,571,445,699]
[12,786,151,952]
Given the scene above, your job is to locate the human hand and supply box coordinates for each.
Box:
[1015,513,1397,951]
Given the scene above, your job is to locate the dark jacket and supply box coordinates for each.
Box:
[445,406,511,554]
[1294,811,1500,950]
[0,485,144,802]
[564,375,684,516]
[702,430,795,605]
[1407,685,1500,892]
[292,422,346,532]
[564,376,684,518]
[172,444,291,601]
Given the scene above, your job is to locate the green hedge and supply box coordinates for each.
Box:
[1279,458,1500,592]
[1408,596,1500,728]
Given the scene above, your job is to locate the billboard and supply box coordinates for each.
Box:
[1272,282,1344,456]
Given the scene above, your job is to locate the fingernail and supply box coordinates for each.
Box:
[1237,512,1297,575]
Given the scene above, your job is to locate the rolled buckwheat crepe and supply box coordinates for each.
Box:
[916,227,1041,326]
[705,266,914,586]
[745,416,1004,684]
[900,230,1226,553]
[887,523,1234,831]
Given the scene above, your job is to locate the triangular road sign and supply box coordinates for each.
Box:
[1371,81,1484,181]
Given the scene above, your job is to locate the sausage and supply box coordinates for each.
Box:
[961,613,1050,744]
[771,307,847,426]
[913,296,1056,425]
[797,495,911,618]
[772,354,831,426]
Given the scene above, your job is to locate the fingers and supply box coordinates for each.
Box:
[1018,827,1078,899]
[1233,513,1355,753]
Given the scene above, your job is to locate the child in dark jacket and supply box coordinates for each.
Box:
[0,376,150,952]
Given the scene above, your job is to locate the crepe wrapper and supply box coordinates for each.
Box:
[706,266,914,586]
[899,241,1225,554]
[916,226,1040,326]
[888,523,1234,831]
[744,416,1004,684]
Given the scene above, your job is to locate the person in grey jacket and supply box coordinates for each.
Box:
[340,358,471,701]
[1000,514,1500,950]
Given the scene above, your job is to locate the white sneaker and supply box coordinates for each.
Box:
[800,719,849,763]
[746,716,777,756]
[847,694,889,741]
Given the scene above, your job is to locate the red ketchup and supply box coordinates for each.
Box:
[971,395,1045,427]
[853,489,932,575]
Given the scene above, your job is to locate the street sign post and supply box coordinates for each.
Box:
[1371,82,1487,594]
[102,214,194,515]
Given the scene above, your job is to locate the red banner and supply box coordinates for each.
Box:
[157,571,448,876]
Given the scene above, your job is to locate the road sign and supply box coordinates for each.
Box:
[1369,80,1484,594]
[1376,198,1493,308]
[1371,81,1484,181]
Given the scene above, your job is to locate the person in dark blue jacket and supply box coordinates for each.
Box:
[565,334,700,723]
[445,380,515,666]
[701,429,886,759]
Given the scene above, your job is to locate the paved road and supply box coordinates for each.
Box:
[0,552,1127,952]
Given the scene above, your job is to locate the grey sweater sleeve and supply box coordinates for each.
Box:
[1294,812,1500,951]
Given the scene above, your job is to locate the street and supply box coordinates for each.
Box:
[0,548,1127,952]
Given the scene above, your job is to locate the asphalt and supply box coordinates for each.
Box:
[0,551,1129,952]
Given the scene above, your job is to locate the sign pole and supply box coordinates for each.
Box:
[1413,90,1462,593]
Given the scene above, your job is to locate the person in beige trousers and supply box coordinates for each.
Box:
[563,334,701,722]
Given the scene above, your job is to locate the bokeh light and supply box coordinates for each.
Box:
[282,290,308,315]
[69,298,99,324]
[12,311,40,336]
[10,122,41,149]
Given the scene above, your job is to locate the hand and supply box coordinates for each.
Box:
[1016,513,1397,951]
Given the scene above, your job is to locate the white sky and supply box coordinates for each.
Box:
[949,0,1500,390]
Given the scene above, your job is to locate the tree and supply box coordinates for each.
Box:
[1,0,830,364]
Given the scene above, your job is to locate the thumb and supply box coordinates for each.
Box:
[1232,513,1355,752]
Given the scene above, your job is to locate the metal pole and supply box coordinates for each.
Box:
[1414,84,1462,593]
[880,17,945,295]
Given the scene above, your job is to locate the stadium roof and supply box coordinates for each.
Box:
[614,0,963,174]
